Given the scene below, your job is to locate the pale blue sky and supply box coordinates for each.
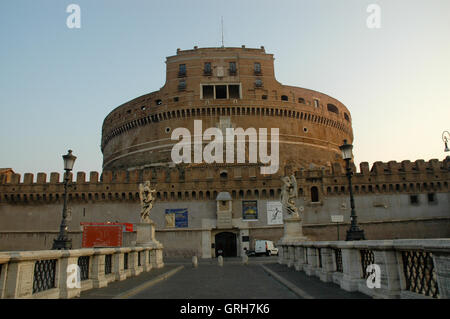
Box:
[1,0,449,177]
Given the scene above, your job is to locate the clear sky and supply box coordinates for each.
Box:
[1,0,449,177]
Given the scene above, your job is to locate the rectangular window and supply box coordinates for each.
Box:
[202,85,214,99]
[178,64,186,76]
[201,84,241,100]
[229,62,237,75]
[254,62,261,74]
[215,85,227,99]
[229,85,240,99]
[178,80,186,91]
[204,62,211,75]
[314,99,320,108]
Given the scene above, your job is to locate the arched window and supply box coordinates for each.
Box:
[327,103,339,114]
[281,95,288,101]
[220,170,228,179]
[344,112,350,121]
[298,97,305,104]
[311,186,319,202]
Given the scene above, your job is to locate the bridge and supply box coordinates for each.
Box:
[0,239,448,299]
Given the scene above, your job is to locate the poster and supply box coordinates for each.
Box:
[165,208,188,228]
[242,200,258,220]
[267,201,283,225]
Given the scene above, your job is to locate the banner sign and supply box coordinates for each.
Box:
[267,201,283,225]
[82,225,122,248]
[165,208,188,228]
[242,200,258,220]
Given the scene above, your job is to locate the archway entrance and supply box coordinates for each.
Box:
[215,232,237,257]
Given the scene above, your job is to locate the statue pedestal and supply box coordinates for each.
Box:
[135,221,164,268]
[280,216,308,244]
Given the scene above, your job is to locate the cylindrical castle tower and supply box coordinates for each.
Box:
[101,46,353,173]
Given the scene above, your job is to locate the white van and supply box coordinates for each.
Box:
[254,240,279,256]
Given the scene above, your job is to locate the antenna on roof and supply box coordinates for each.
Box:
[221,16,224,48]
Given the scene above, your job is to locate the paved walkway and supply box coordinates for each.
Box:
[78,257,370,299]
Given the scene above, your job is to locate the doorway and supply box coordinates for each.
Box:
[215,232,237,257]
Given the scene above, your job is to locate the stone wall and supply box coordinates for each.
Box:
[0,158,448,256]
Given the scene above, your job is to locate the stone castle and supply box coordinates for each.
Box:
[0,46,449,257]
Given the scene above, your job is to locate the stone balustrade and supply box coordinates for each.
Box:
[278,239,450,299]
[0,246,164,299]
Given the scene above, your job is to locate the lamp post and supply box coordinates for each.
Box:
[339,140,365,241]
[53,150,77,250]
[443,131,450,152]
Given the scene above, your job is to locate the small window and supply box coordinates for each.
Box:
[215,85,227,99]
[141,106,146,110]
[344,112,350,121]
[262,95,268,100]
[254,62,261,74]
[229,62,237,75]
[255,79,263,87]
[220,171,228,179]
[410,195,419,205]
[202,85,214,99]
[178,64,186,76]
[178,80,186,91]
[311,186,319,202]
[281,95,288,101]
[327,103,339,114]
[314,99,320,108]
[298,98,305,104]
[155,99,162,106]
[204,62,212,75]
[173,97,179,102]
[229,85,240,99]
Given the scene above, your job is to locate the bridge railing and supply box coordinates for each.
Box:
[278,239,450,299]
[0,246,163,299]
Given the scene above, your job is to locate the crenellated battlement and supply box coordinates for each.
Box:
[4,158,449,185]
[0,158,448,204]
[0,157,450,208]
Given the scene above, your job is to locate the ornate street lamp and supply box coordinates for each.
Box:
[442,131,450,152]
[53,150,77,250]
[339,140,366,241]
